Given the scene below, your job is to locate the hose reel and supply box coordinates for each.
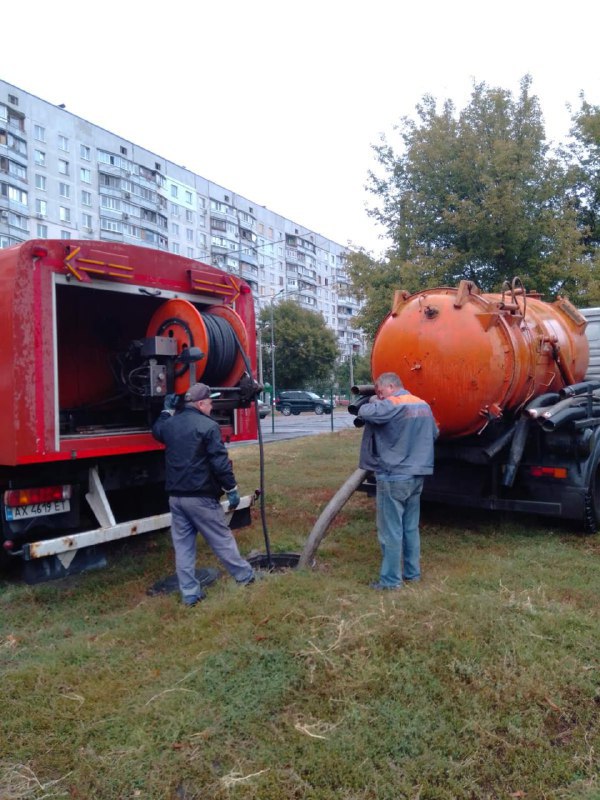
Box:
[146,299,249,393]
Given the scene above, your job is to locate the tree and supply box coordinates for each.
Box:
[348,77,590,337]
[334,351,372,397]
[259,299,338,390]
[563,96,600,304]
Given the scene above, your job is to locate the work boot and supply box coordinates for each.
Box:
[183,589,207,606]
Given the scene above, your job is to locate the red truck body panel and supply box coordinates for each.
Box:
[0,240,258,467]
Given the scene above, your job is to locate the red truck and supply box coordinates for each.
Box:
[0,239,259,582]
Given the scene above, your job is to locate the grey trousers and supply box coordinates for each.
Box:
[169,495,254,602]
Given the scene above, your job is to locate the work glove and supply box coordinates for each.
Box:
[226,487,240,509]
[163,393,179,415]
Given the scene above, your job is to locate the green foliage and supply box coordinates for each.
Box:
[350,76,598,337]
[563,96,600,304]
[334,351,372,397]
[1,432,600,798]
[259,299,339,390]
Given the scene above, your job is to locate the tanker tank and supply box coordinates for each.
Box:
[371,278,589,440]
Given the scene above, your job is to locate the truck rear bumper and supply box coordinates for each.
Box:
[22,494,254,564]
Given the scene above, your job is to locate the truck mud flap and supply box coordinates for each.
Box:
[23,545,107,584]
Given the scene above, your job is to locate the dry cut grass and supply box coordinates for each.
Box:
[1,429,600,799]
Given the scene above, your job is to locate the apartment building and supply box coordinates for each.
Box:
[0,80,364,357]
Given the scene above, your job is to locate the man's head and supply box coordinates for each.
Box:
[184,383,221,413]
[375,372,403,399]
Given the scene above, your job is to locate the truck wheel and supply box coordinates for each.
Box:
[314,405,324,415]
[281,406,292,416]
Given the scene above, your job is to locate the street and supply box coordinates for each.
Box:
[258,407,357,443]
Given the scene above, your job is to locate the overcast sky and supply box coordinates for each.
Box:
[4,0,600,255]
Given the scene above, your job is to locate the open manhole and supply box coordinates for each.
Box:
[147,566,220,596]
[247,552,301,571]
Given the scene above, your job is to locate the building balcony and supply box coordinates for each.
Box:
[240,251,258,268]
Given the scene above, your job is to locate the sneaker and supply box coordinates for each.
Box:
[369,581,401,591]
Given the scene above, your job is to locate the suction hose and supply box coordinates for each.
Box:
[299,468,368,568]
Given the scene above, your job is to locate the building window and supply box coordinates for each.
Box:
[120,145,127,155]
[80,144,91,161]
[80,167,91,183]
[82,213,93,229]
[100,217,122,233]
[61,231,71,239]
[34,124,45,142]
[187,247,194,258]
[2,184,27,205]
[186,228,193,242]
[59,206,71,223]
[81,190,92,206]
[35,198,47,216]
[35,174,46,191]
[58,159,69,175]
[58,135,69,151]
[170,203,179,217]
[34,150,46,166]
[171,242,179,254]
[36,223,48,237]
[185,209,193,223]
[185,190,192,204]
[8,94,18,105]
[172,223,179,236]
[59,182,70,199]
[170,185,178,198]
[100,195,120,211]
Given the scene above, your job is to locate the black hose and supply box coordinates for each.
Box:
[482,424,517,459]
[541,406,593,432]
[229,329,273,570]
[200,313,238,385]
[348,394,372,416]
[559,380,600,399]
[502,416,530,488]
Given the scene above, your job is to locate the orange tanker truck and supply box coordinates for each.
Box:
[0,240,260,582]
[353,277,600,532]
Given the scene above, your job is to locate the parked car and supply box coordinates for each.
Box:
[257,399,271,419]
[275,391,333,416]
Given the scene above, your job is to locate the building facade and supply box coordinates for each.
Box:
[0,80,364,358]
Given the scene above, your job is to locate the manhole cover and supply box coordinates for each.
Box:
[147,566,220,596]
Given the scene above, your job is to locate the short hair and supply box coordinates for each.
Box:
[375,372,403,388]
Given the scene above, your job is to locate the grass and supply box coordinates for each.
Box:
[2,429,600,799]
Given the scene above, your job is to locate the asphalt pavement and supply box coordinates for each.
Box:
[265,407,356,441]
[239,408,358,446]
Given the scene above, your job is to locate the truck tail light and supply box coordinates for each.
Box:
[3,484,73,507]
[529,466,567,479]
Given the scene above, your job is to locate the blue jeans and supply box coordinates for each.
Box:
[169,496,254,603]
[375,476,424,587]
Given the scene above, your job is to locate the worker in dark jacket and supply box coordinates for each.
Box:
[358,372,438,590]
[152,382,255,605]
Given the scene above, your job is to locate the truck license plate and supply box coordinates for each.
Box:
[4,500,70,521]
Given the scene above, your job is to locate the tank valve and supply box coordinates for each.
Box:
[423,305,439,319]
